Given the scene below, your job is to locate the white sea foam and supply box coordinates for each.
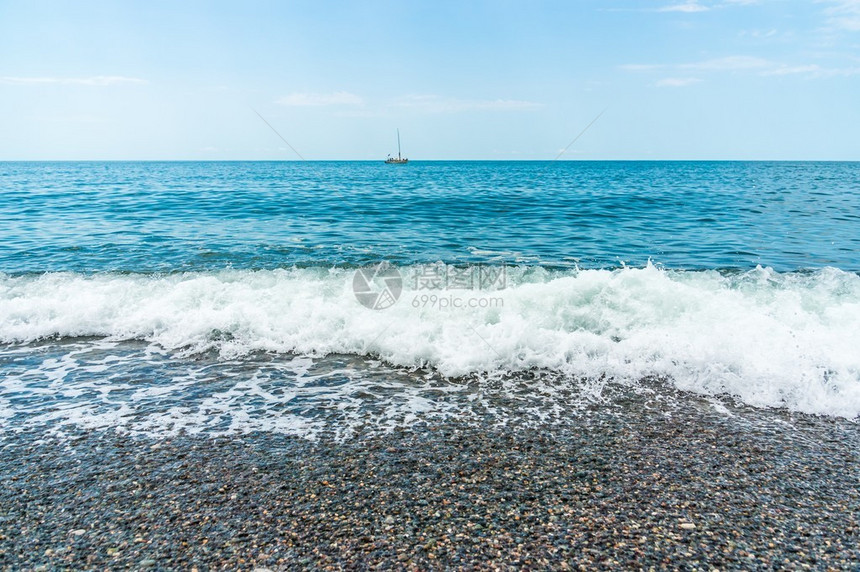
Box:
[1,264,859,419]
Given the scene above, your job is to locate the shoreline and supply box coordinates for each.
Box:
[2,390,858,570]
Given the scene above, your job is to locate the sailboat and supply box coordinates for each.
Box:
[385,129,408,164]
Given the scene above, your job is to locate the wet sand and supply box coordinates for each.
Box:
[1,388,859,570]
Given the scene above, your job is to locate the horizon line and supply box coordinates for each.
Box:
[2,158,859,163]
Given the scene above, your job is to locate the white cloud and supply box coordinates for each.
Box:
[659,1,710,12]
[656,77,703,87]
[622,55,858,78]
[32,114,107,123]
[0,75,147,86]
[741,28,778,38]
[392,95,541,113]
[610,0,759,13]
[780,65,860,77]
[284,93,541,115]
[621,56,770,73]
[620,63,665,71]
[819,0,860,32]
[762,64,823,76]
[680,55,772,70]
[276,91,363,106]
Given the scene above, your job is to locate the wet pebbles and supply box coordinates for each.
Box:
[1,392,859,570]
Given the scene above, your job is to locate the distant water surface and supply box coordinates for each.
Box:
[1,161,858,273]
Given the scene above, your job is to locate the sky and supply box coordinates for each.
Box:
[1,0,859,160]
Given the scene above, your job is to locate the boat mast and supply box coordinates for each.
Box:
[397,129,402,160]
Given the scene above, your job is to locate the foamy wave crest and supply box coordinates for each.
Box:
[2,264,859,417]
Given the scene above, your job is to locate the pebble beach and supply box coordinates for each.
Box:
[4,1,860,569]
[3,385,858,570]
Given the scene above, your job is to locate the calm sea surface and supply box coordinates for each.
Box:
[2,161,858,273]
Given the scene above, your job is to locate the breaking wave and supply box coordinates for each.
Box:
[2,263,859,418]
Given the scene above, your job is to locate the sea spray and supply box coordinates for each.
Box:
[2,264,859,418]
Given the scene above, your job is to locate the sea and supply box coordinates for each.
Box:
[1,160,859,440]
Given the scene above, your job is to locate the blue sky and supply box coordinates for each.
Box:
[1,0,859,160]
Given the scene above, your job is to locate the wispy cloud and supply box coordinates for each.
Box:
[622,56,770,72]
[0,75,147,86]
[296,93,542,115]
[392,95,541,113]
[276,91,363,106]
[659,1,709,13]
[619,63,663,72]
[622,55,860,78]
[656,77,703,87]
[740,28,779,39]
[620,56,860,77]
[819,0,860,32]
[679,55,771,70]
[777,64,860,76]
[654,0,761,12]
[31,114,107,124]
[605,0,759,13]
[762,64,823,76]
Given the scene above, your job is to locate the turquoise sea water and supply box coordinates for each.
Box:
[2,161,859,274]
[1,161,859,439]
